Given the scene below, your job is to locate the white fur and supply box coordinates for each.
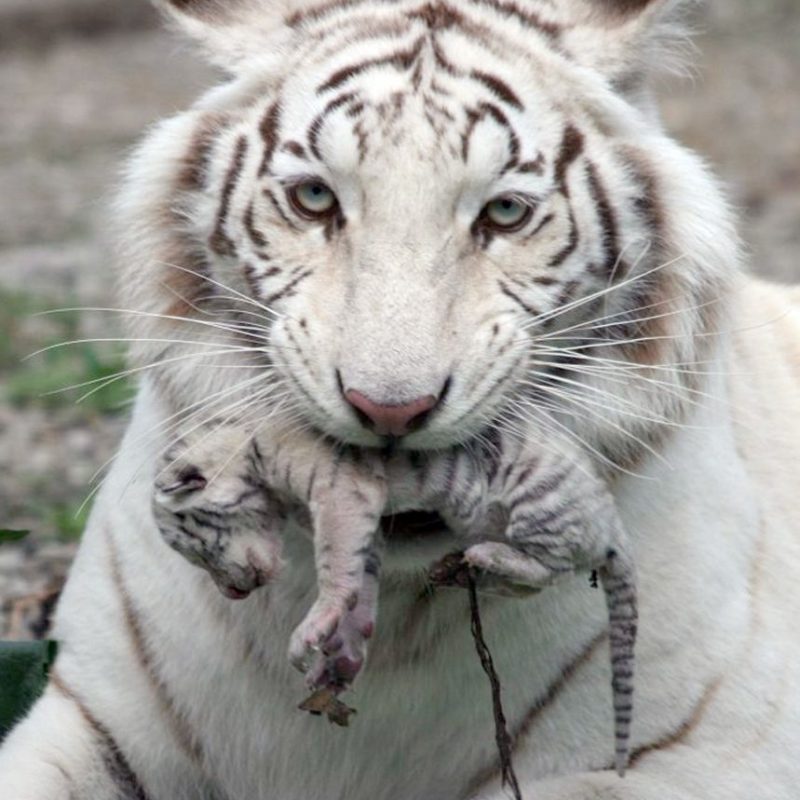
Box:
[2,2,799,798]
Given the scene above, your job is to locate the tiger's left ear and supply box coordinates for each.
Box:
[562,0,697,94]
[150,0,295,72]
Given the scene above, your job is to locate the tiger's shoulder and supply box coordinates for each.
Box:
[729,276,800,528]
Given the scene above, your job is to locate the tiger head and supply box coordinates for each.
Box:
[119,0,737,463]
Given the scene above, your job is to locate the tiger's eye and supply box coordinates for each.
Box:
[288,181,337,218]
[483,197,532,231]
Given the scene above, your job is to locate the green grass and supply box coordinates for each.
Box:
[1,288,125,542]
[48,503,92,542]
[0,641,58,743]
[0,288,133,413]
[0,529,30,543]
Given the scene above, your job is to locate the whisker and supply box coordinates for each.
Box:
[34,307,299,349]
[86,372,276,487]
[522,252,688,334]
[525,358,711,423]
[529,343,725,377]
[24,337,261,361]
[155,260,287,322]
[505,400,656,481]
[516,382,672,469]
[491,406,595,480]
[43,348,270,404]
[518,370,676,427]
[144,383,290,489]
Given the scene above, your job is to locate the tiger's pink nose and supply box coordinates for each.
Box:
[344,389,439,437]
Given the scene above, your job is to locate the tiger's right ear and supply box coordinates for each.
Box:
[151,0,293,72]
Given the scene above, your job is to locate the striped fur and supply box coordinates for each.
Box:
[152,419,637,772]
[3,2,800,799]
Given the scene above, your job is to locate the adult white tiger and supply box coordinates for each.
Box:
[2,0,799,798]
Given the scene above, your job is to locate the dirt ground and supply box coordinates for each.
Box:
[1,0,798,636]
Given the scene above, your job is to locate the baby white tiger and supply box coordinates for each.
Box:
[152,420,637,773]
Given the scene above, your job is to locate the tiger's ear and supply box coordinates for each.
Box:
[562,0,697,93]
[151,0,294,72]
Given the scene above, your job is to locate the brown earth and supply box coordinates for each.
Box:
[0,0,798,637]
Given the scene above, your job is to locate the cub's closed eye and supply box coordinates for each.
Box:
[287,181,338,219]
[480,196,534,232]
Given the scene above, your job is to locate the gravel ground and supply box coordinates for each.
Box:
[1,0,798,637]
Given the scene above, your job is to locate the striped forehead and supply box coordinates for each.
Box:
[265,6,563,183]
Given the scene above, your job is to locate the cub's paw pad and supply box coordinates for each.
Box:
[306,653,364,693]
[428,551,471,588]
[288,603,346,672]
[461,542,546,598]
[290,592,373,691]
[428,548,539,597]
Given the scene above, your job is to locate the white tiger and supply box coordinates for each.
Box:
[1,1,799,799]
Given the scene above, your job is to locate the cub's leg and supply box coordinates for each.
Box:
[431,439,637,776]
[283,449,388,692]
[152,423,284,600]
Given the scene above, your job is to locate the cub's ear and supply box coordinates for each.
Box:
[562,0,698,94]
[151,0,294,72]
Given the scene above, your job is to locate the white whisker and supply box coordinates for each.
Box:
[522,252,688,333]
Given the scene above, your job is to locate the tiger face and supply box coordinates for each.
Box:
[123,0,735,460]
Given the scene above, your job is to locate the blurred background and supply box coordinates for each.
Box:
[1,0,798,637]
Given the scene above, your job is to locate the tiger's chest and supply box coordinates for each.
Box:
[124,517,608,800]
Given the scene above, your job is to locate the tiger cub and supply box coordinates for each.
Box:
[153,422,637,774]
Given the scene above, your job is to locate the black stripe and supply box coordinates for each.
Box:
[470,69,523,110]
[586,161,621,278]
[547,209,579,268]
[263,188,298,230]
[317,37,425,93]
[243,201,268,248]
[209,135,248,257]
[258,101,282,177]
[308,91,360,159]
[51,673,152,800]
[553,124,584,194]
[499,280,540,317]
[263,268,313,306]
[470,0,561,40]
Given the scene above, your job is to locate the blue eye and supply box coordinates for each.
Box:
[483,196,532,230]
[289,181,337,218]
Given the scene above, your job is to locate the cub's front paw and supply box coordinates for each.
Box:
[429,547,543,598]
[289,582,377,692]
[464,541,560,595]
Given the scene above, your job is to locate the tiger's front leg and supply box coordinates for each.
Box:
[152,422,285,599]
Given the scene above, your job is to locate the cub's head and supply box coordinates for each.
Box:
[119,0,735,461]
